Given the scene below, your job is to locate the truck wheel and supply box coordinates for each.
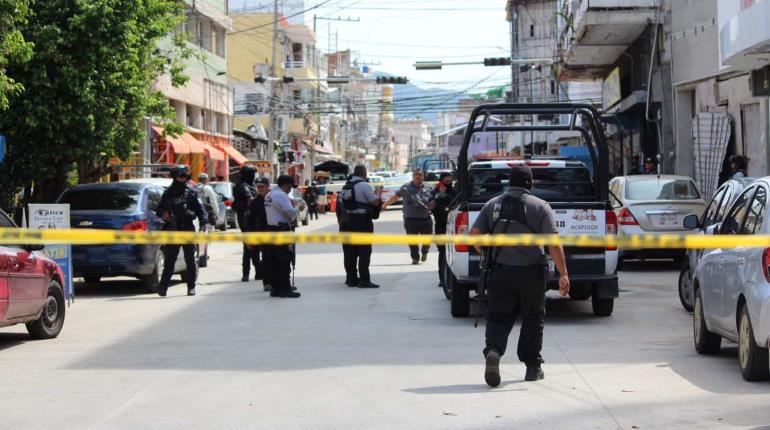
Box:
[678,263,694,312]
[693,287,721,355]
[592,296,614,316]
[26,280,66,340]
[141,250,163,293]
[450,276,470,318]
[738,304,770,381]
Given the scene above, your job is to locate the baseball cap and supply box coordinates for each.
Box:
[255,177,270,186]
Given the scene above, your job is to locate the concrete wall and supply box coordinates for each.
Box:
[670,0,720,86]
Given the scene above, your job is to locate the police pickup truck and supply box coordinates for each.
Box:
[444,103,618,318]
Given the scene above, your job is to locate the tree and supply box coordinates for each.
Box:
[0,0,33,110]
[0,0,191,204]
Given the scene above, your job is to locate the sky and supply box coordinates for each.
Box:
[228,0,513,93]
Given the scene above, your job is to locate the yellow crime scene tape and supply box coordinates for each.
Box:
[1,227,769,249]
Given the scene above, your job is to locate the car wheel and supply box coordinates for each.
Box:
[738,305,770,381]
[83,275,101,284]
[591,296,613,316]
[693,287,721,355]
[450,274,470,318]
[678,264,694,312]
[441,263,452,301]
[26,280,65,340]
[141,250,164,293]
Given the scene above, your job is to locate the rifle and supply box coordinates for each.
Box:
[475,246,496,328]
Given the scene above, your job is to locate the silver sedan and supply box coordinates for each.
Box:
[691,177,770,381]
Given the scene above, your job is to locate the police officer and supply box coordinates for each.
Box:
[428,172,458,288]
[383,169,433,265]
[339,165,382,288]
[156,165,207,297]
[245,177,271,291]
[264,175,305,298]
[470,165,570,385]
[233,165,261,282]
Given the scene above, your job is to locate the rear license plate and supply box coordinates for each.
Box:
[653,214,680,227]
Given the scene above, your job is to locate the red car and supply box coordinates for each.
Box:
[0,209,66,339]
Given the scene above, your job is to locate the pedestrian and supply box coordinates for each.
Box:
[729,155,748,179]
[156,165,208,297]
[195,173,221,268]
[246,177,272,292]
[428,172,458,288]
[304,182,320,220]
[470,165,570,386]
[263,175,305,298]
[383,169,433,265]
[233,165,261,282]
[339,165,382,288]
[628,155,641,175]
[643,157,657,175]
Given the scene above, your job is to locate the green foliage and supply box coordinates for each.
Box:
[0,0,191,203]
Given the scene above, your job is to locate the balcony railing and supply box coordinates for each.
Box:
[285,60,306,69]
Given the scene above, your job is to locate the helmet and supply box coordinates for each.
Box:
[169,165,190,179]
[239,165,257,184]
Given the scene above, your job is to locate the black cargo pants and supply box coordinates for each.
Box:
[159,244,197,291]
[344,214,374,282]
[237,211,260,278]
[483,264,546,366]
[404,217,433,260]
[434,217,448,286]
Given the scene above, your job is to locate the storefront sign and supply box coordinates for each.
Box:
[603,67,622,110]
[28,204,73,301]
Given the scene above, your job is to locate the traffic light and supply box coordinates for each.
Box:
[376,76,409,85]
[278,151,287,163]
[282,76,295,83]
[484,57,512,67]
[254,75,267,84]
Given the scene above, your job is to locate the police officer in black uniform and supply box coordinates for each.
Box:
[470,165,570,386]
[245,177,272,291]
[156,165,207,297]
[428,172,458,288]
[339,165,382,288]
[233,165,261,282]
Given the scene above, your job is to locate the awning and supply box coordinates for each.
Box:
[219,143,249,166]
[302,138,335,155]
[152,126,205,154]
[203,142,225,161]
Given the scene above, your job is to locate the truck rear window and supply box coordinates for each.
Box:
[60,188,141,211]
[469,168,594,202]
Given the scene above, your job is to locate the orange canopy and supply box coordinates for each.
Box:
[152,126,204,154]
[219,143,249,165]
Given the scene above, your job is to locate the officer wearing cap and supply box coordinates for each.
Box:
[470,165,570,386]
[156,165,207,297]
[643,157,657,175]
[246,177,272,291]
[263,175,305,298]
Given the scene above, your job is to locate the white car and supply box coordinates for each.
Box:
[446,158,619,317]
[609,175,706,266]
[690,177,770,381]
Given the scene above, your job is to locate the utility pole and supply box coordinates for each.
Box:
[268,0,281,178]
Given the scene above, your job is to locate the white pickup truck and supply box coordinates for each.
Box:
[444,103,619,318]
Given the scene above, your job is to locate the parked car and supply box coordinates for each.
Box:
[609,175,707,267]
[58,182,196,292]
[678,177,755,311]
[0,209,66,339]
[689,178,770,381]
[212,181,237,229]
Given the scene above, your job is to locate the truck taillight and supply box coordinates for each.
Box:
[618,207,638,226]
[455,211,469,252]
[123,220,149,231]
[606,210,618,251]
[762,249,770,282]
[223,199,232,207]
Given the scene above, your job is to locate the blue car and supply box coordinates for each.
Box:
[57,182,193,292]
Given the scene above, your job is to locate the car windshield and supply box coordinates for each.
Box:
[469,167,594,202]
[212,183,232,197]
[626,179,700,201]
[60,188,141,211]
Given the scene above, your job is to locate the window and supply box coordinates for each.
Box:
[702,186,728,227]
[550,80,556,95]
[741,186,766,234]
[147,189,162,213]
[626,179,701,201]
[721,188,754,235]
[469,167,594,203]
[59,188,141,211]
[609,180,622,207]
[530,24,535,38]
[0,211,15,228]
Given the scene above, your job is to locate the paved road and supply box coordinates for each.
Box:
[1,210,769,429]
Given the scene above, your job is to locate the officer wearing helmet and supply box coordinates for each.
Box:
[156,165,207,297]
[245,177,272,291]
[233,165,262,282]
[263,175,305,298]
